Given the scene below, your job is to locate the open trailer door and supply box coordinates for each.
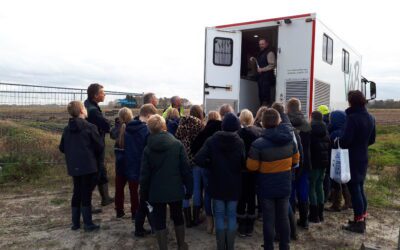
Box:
[204,28,242,113]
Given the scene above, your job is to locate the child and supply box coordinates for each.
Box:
[195,112,245,250]
[140,114,193,249]
[191,110,222,234]
[309,111,331,223]
[59,101,104,232]
[237,109,262,237]
[175,105,204,227]
[114,107,134,219]
[123,104,157,237]
[247,109,299,250]
[166,108,180,136]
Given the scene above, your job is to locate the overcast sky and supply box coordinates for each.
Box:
[0,0,399,103]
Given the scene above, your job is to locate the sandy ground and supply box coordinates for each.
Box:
[0,185,399,250]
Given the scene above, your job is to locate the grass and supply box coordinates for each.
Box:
[368,125,400,169]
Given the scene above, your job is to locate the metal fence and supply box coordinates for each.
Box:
[0,82,142,166]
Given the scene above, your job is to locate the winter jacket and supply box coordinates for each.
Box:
[237,126,263,156]
[84,99,111,138]
[310,120,331,170]
[194,131,246,201]
[247,124,299,199]
[166,118,180,136]
[59,118,104,176]
[288,111,312,171]
[328,110,347,142]
[280,112,303,167]
[191,120,222,156]
[140,132,193,203]
[338,106,376,183]
[123,120,149,181]
[175,116,203,166]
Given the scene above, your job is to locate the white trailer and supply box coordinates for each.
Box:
[203,13,376,116]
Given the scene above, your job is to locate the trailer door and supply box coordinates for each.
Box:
[204,28,242,113]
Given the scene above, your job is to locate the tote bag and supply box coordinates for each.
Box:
[330,140,351,184]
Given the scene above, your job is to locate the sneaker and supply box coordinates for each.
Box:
[134,229,152,237]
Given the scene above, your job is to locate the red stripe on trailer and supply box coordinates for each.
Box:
[215,13,312,29]
[309,19,316,117]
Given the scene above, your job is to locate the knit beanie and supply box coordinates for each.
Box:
[222,112,241,132]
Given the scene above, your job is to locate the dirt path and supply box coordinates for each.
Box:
[0,186,399,250]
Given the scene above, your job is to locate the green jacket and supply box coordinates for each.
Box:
[140,131,193,203]
[162,105,185,119]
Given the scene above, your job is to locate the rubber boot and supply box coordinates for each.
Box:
[309,205,320,223]
[216,230,226,250]
[326,189,341,212]
[318,203,324,222]
[155,229,168,250]
[81,206,100,232]
[226,230,236,250]
[206,216,214,234]
[342,220,366,234]
[183,207,193,228]
[174,225,188,250]
[245,217,255,237]
[288,208,298,240]
[71,207,80,230]
[342,185,352,210]
[297,202,309,229]
[192,206,202,226]
[237,217,247,237]
[98,183,114,206]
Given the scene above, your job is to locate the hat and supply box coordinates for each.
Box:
[222,112,241,132]
[317,105,330,115]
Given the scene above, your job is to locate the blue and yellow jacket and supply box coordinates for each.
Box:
[247,124,300,199]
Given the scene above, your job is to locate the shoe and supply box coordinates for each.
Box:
[326,189,342,212]
[206,216,214,234]
[81,206,100,232]
[318,204,324,222]
[134,228,152,237]
[237,217,247,237]
[226,230,236,250]
[297,202,309,229]
[342,220,366,234]
[71,207,80,231]
[309,205,320,223]
[183,207,193,228]
[116,210,125,218]
[91,206,103,214]
[216,230,226,250]
[155,229,168,250]
[98,183,114,206]
[174,225,189,250]
[245,217,255,237]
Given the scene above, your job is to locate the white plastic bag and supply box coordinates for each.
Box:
[330,140,351,184]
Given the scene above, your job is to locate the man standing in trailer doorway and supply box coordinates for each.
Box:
[250,38,276,106]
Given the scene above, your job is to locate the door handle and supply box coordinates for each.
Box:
[204,83,232,90]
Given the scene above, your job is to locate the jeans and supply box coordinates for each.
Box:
[347,181,367,218]
[295,169,309,203]
[193,167,212,215]
[213,200,237,231]
[71,173,97,207]
[152,201,184,231]
[237,172,256,218]
[309,169,325,205]
[114,175,139,216]
[262,198,290,250]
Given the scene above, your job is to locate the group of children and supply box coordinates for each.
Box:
[59,91,362,250]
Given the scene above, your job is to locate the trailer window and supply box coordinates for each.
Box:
[322,34,333,65]
[342,49,350,73]
[213,37,233,66]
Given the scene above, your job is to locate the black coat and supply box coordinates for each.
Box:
[84,99,111,138]
[310,121,331,170]
[237,126,263,156]
[338,106,376,183]
[191,120,222,156]
[59,118,104,176]
[288,111,312,171]
[194,131,245,201]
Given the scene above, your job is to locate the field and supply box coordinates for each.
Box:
[0,107,399,249]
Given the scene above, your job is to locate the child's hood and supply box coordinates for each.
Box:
[68,118,87,133]
[147,132,177,153]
